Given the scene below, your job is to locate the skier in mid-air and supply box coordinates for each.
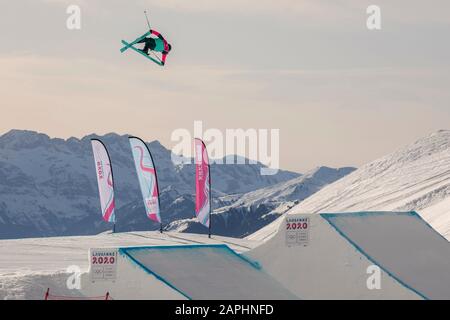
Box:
[136,29,172,66]
[120,11,173,67]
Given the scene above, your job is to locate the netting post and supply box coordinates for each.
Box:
[44,288,50,300]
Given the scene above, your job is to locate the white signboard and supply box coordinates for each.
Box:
[285,216,310,247]
[89,248,118,282]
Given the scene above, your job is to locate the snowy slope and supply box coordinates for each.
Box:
[0,130,298,239]
[421,197,450,237]
[3,212,448,300]
[250,130,450,241]
[165,166,355,237]
[246,212,450,299]
[0,231,259,300]
[218,166,355,207]
[291,130,450,239]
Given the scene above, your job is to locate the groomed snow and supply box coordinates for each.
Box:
[0,231,258,300]
[118,245,296,299]
[246,212,450,299]
[246,214,419,299]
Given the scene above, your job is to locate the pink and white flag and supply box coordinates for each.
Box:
[91,139,116,223]
[129,137,161,223]
[195,138,211,228]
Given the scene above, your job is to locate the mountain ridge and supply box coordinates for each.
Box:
[165,165,356,237]
[0,129,300,239]
[249,130,450,241]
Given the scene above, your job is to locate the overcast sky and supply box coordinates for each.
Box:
[1,0,449,172]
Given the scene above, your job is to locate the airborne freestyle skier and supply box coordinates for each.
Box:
[120,11,172,67]
[136,29,172,66]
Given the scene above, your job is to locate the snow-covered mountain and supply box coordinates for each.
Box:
[0,130,299,239]
[165,166,355,237]
[280,130,450,240]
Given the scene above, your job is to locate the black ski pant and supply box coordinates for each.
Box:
[137,38,156,54]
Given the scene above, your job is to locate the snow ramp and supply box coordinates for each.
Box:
[119,244,297,300]
[246,212,450,299]
[323,212,450,300]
